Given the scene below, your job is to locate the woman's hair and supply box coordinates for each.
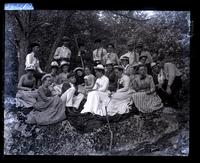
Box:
[106,43,115,48]
[138,64,147,72]
[95,69,105,74]
[41,75,52,83]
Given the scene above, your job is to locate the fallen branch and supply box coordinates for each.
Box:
[105,94,113,152]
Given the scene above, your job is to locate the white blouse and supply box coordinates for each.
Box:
[93,75,109,92]
[54,46,71,60]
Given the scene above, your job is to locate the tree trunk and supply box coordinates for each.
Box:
[45,11,76,72]
[18,37,29,80]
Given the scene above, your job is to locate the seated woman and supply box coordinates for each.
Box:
[80,64,110,116]
[74,67,85,86]
[131,65,163,113]
[106,66,134,116]
[129,63,139,87]
[15,65,38,108]
[105,60,118,92]
[25,74,66,125]
[60,72,84,112]
[83,65,96,94]
[138,53,152,75]
[53,60,70,95]
[47,61,60,95]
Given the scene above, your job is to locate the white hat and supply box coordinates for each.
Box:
[25,65,35,71]
[41,74,52,82]
[73,67,84,72]
[151,62,157,67]
[120,55,129,61]
[131,63,140,67]
[50,61,59,67]
[94,64,105,70]
[60,61,70,67]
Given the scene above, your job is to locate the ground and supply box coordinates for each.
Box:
[4,92,189,156]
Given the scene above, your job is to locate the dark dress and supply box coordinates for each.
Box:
[26,86,66,125]
[105,70,118,92]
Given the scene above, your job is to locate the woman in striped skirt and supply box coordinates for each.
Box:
[131,65,163,113]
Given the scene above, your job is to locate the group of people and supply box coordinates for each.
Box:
[15,36,182,125]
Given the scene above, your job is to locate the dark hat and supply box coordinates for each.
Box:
[68,72,76,78]
[114,65,124,71]
[139,52,148,59]
[30,42,40,48]
[94,39,102,43]
[106,43,115,48]
[62,36,70,41]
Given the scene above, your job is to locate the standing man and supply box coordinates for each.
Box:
[102,43,119,66]
[93,39,107,66]
[54,36,72,65]
[121,39,139,66]
[25,42,45,87]
[140,45,153,64]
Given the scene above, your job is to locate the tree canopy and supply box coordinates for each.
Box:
[5,10,190,96]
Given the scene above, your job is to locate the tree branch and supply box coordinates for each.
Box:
[13,12,24,33]
[7,38,18,50]
[110,11,151,22]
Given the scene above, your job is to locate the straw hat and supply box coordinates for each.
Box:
[151,62,157,68]
[60,60,70,67]
[73,67,84,72]
[94,64,105,70]
[50,61,59,67]
[41,74,52,82]
[25,65,35,71]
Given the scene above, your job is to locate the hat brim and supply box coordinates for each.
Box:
[74,68,84,72]
[94,67,105,70]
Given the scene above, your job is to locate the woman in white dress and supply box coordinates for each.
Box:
[80,65,110,116]
[107,66,134,116]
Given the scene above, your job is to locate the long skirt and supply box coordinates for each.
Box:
[15,90,38,108]
[131,91,163,113]
[80,91,110,116]
[26,96,66,125]
[107,90,133,116]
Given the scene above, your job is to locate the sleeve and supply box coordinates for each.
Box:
[117,76,130,92]
[25,54,34,67]
[54,47,60,59]
[103,49,107,56]
[147,52,153,63]
[85,76,95,89]
[149,76,156,92]
[98,77,109,92]
[165,63,176,86]
[102,55,106,65]
[115,54,120,65]
[38,87,49,102]
[68,49,71,59]
[92,80,98,90]
[92,50,96,61]
[132,78,140,92]
[36,60,44,73]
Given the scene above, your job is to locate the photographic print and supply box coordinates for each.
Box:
[4,7,190,156]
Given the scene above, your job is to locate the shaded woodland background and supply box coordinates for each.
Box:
[4,10,190,156]
[5,10,190,96]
